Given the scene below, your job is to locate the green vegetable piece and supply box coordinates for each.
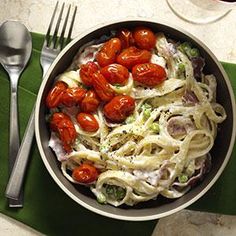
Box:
[178,174,188,183]
[150,122,160,133]
[142,103,152,119]
[178,63,185,72]
[97,193,106,204]
[182,42,191,51]
[178,42,191,54]
[190,48,200,58]
[143,109,151,119]
[105,185,126,200]
[106,185,114,195]
[100,145,109,153]
[178,42,200,59]
[115,186,126,200]
[126,115,135,124]
[113,83,122,89]
[142,103,152,110]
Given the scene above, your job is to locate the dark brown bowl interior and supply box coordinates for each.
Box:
[35,19,235,220]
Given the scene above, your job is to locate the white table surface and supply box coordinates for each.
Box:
[0,0,236,235]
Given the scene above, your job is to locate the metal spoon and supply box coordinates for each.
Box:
[0,20,32,207]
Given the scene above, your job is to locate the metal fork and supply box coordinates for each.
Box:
[5,1,77,206]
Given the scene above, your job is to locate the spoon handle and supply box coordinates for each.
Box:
[5,104,35,201]
[8,74,23,207]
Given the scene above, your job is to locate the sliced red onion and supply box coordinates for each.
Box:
[173,155,211,188]
[191,57,205,79]
[167,42,178,55]
[167,116,196,138]
[61,106,79,117]
[182,90,199,106]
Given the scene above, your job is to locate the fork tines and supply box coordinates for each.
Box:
[45,1,77,49]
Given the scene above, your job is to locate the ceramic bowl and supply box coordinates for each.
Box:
[35,19,236,221]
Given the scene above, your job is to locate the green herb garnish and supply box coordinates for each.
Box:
[178,174,188,183]
[149,122,160,133]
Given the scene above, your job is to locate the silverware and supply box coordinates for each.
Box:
[0,20,32,207]
[5,2,77,203]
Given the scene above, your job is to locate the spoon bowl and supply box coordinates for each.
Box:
[0,20,32,207]
[0,21,31,72]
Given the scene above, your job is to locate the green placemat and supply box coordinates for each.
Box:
[0,32,235,236]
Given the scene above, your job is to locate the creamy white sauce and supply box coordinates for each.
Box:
[48,132,67,161]
[76,44,102,65]
[150,54,166,68]
[133,169,161,186]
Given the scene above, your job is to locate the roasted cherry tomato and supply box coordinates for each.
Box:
[50,112,77,152]
[60,87,86,107]
[96,38,122,67]
[80,90,100,113]
[116,46,151,70]
[133,27,156,50]
[116,28,135,49]
[103,95,135,122]
[72,163,98,183]
[91,71,115,102]
[132,63,167,86]
[79,61,99,86]
[76,112,99,132]
[100,63,129,85]
[46,81,67,108]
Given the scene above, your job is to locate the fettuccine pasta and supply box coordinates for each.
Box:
[46,27,226,207]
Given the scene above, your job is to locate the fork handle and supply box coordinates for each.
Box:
[6,104,35,200]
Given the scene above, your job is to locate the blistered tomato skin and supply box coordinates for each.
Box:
[50,112,77,152]
[116,46,151,70]
[96,38,122,67]
[72,164,98,183]
[103,95,135,122]
[132,63,167,86]
[80,90,100,113]
[80,61,99,87]
[76,112,99,132]
[116,28,135,49]
[100,63,129,85]
[133,27,156,50]
[46,81,68,108]
[60,87,86,107]
[92,71,115,102]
